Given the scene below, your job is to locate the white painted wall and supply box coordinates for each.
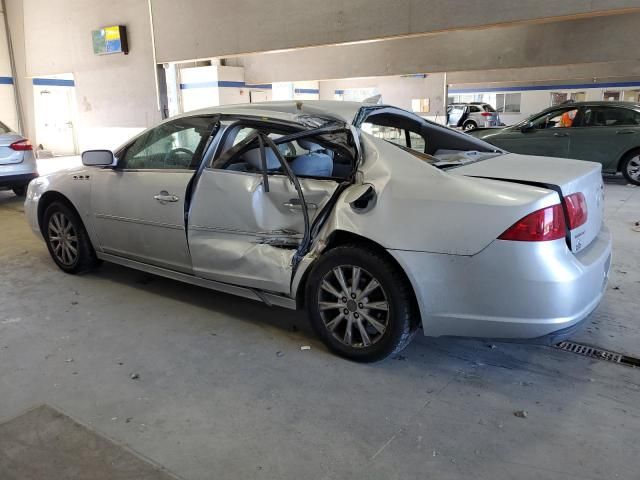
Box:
[320,74,447,122]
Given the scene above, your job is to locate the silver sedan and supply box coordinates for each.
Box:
[24,101,612,362]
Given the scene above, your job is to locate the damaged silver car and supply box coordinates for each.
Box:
[25,101,612,362]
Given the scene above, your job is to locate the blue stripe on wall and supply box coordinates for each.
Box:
[0,76,14,85]
[245,83,272,90]
[180,80,273,90]
[33,78,75,87]
[294,88,319,94]
[334,89,345,95]
[449,80,640,94]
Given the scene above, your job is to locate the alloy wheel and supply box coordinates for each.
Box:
[626,155,640,182]
[317,265,390,348]
[48,212,79,266]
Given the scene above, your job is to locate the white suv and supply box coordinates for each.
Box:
[447,103,501,131]
[0,121,37,196]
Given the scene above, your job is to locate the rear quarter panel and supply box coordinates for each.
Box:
[321,134,559,256]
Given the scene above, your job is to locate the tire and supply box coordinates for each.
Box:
[621,151,640,186]
[43,201,99,274]
[305,245,418,362]
[12,186,26,197]
[463,121,477,131]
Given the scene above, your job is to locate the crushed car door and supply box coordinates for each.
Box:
[187,122,353,294]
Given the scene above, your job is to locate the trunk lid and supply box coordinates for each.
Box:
[0,134,27,165]
[452,152,605,253]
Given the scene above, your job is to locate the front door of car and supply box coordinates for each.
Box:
[91,116,217,273]
[188,123,349,294]
[568,105,640,172]
[492,107,577,158]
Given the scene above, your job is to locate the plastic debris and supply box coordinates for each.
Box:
[276,351,284,357]
[300,346,311,351]
[513,410,528,418]
[130,373,140,380]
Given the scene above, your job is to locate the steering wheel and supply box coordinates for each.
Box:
[169,147,194,157]
[163,147,194,167]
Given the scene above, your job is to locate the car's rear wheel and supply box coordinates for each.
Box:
[43,202,99,274]
[305,245,417,362]
[463,121,477,131]
[621,151,640,186]
[12,186,26,197]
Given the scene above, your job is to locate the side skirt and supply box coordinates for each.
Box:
[96,252,297,310]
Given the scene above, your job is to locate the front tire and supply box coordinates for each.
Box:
[621,151,640,186]
[43,202,99,274]
[305,245,418,362]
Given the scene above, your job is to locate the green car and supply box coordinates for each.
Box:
[469,101,640,185]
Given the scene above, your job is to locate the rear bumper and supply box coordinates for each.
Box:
[390,226,612,339]
[0,172,39,188]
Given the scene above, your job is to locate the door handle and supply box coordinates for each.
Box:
[283,199,318,210]
[616,130,636,135]
[553,132,569,137]
[154,191,179,203]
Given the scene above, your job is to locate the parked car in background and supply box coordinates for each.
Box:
[25,101,610,362]
[469,101,640,185]
[0,122,37,196]
[446,102,501,131]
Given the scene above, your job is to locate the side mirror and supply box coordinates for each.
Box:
[520,122,535,133]
[81,150,116,167]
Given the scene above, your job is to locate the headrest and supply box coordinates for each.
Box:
[298,139,323,151]
[242,147,280,170]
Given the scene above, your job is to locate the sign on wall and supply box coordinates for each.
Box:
[91,26,129,55]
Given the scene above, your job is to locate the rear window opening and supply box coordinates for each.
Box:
[361,108,503,168]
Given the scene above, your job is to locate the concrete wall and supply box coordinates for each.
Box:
[320,74,447,121]
[11,0,160,151]
[240,13,640,83]
[151,0,640,62]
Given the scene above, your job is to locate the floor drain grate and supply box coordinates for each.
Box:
[556,341,640,368]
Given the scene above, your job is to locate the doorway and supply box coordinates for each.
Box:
[33,76,78,155]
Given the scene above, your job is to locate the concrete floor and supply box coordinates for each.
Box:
[0,179,639,480]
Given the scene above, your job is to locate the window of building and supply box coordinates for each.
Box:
[603,91,621,102]
[495,93,521,113]
[411,98,430,113]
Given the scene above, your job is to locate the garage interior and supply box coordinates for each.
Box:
[1,1,640,479]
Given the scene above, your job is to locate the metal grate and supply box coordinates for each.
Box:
[556,341,640,368]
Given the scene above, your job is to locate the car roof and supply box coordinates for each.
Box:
[175,100,367,125]
[545,100,640,109]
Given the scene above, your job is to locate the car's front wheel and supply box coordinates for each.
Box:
[43,202,99,274]
[621,151,640,186]
[305,245,418,362]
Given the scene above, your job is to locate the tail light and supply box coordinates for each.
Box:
[563,192,588,229]
[481,112,493,117]
[498,204,566,242]
[10,139,33,151]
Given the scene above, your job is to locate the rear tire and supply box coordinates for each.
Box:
[621,151,640,186]
[43,201,99,274]
[12,186,26,197]
[463,121,477,131]
[305,245,418,362]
